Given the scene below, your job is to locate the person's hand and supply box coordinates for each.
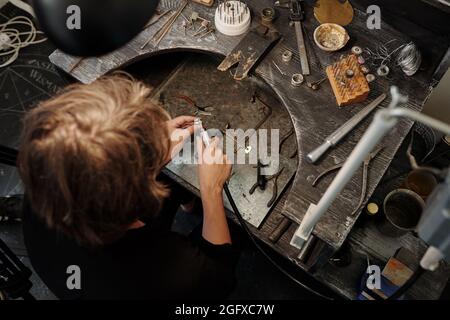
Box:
[196,136,232,196]
[166,116,196,163]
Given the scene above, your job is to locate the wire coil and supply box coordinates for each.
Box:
[0,15,46,68]
[396,42,422,76]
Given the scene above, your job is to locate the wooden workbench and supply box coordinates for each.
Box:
[48,0,450,299]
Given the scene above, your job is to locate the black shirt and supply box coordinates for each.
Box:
[22,203,237,300]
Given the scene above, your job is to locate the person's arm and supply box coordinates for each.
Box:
[197,137,232,245]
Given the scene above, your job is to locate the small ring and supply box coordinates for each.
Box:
[282,50,293,62]
[351,46,363,55]
[377,65,390,77]
[291,73,304,86]
[366,74,376,83]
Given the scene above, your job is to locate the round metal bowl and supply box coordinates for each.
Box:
[313,23,350,52]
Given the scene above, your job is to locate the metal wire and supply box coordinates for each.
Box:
[365,40,422,77]
[396,42,422,76]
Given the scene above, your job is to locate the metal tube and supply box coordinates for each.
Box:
[307,93,387,164]
[291,110,397,249]
[291,86,450,250]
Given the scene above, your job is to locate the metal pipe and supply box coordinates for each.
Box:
[307,93,387,164]
[291,86,450,250]
[291,107,398,248]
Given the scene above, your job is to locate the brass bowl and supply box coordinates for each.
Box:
[313,23,350,52]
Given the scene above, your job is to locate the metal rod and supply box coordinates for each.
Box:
[294,21,310,75]
[291,87,450,250]
[306,93,387,164]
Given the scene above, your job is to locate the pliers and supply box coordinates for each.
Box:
[312,146,384,216]
[175,94,214,116]
[249,167,285,208]
[249,160,270,194]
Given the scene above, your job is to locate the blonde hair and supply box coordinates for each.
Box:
[18,73,170,247]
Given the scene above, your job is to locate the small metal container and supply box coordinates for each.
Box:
[404,169,438,200]
[261,7,275,27]
[282,50,293,62]
[291,73,304,86]
[377,189,425,237]
[313,23,350,52]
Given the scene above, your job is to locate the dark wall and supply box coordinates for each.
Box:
[352,0,450,36]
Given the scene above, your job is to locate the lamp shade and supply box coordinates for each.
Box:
[31,0,159,56]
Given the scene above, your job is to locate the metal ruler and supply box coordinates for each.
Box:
[290,0,310,75]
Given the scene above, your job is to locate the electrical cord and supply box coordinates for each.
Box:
[388,266,425,300]
[0,15,46,68]
[223,183,335,300]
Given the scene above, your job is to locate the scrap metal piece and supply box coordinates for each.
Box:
[350,146,384,216]
[291,73,304,86]
[357,55,366,65]
[217,26,281,80]
[272,60,286,75]
[366,73,376,82]
[345,69,354,78]
[297,235,317,262]
[366,202,379,216]
[141,1,188,49]
[306,93,387,164]
[267,167,285,207]
[175,94,214,116]
[191,0,214,7]
[377,65,390,77]
[351,46,362,55]
[290,0,310,75]
[307,76,327,90]
[261,7,276,27]
[144,9,172,28]
[279,128,295,153]
[282,49,293,62]
[249,160,270,194]
[311,146,383,217]
[360,65,370,74]
[269,216,292,243]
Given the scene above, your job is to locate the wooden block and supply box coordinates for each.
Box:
[326,54,370,106]
[382,257,414,287]
[191,0,214,7]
